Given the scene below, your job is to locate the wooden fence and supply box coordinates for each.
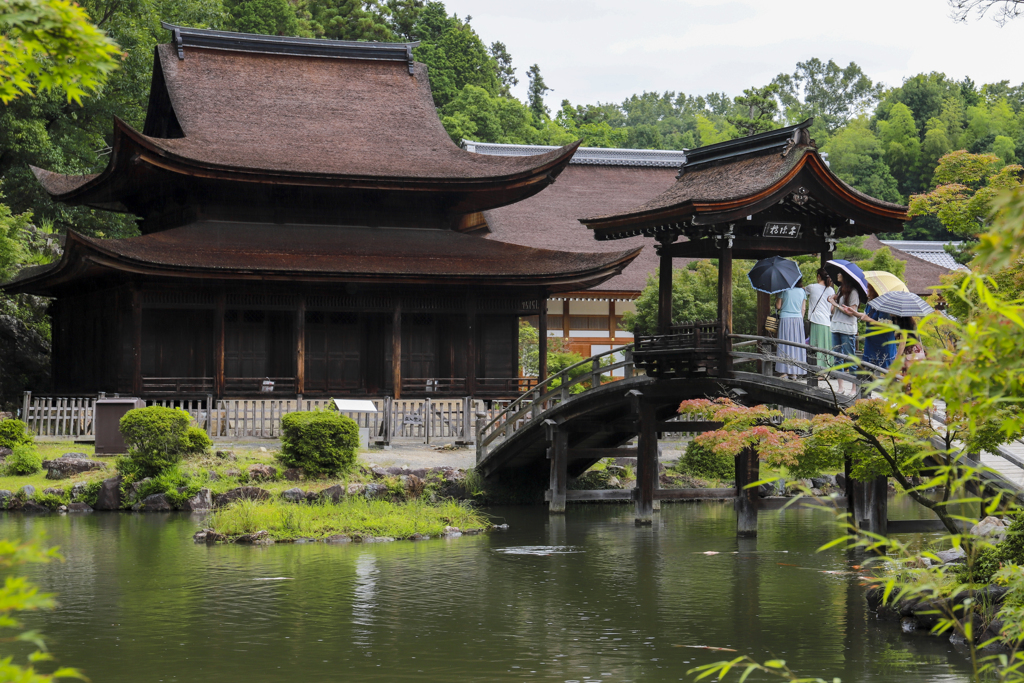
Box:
[19,392,493,443]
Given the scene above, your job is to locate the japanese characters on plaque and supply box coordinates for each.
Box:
[763,222,802,238]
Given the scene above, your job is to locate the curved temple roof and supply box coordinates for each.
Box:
[30,27,579,217]
[4,223,641,296]
[581,121,907,240]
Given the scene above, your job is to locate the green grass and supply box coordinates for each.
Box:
[0,441,109,494]
[1,440,445,509]
[207,497,489,540]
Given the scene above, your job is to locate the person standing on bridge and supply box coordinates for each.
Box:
[828,271,861,393]
[849,285,898,370]
[774,280,807,380]
[804,268,835,371]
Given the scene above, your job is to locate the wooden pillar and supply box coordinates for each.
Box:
[214,291,225,399]
[295,294,306,396]
[863,476,888,536]
[657,248,673,335]
[538,295,548,382]
[466,297,476,397]
[635,401,657,524]
[850,474,888,535]
[718,238,734,374]
[392,299,402,400]
[845,455,854,524]
[131,286,142,396]
[562,299,570,338]
[608,300,616,341]
[735,446,759,536]
[546,423,567,513]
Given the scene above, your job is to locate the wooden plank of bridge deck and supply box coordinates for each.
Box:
[983,443,1024,488]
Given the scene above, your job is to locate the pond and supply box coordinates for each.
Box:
[3,498,971,683]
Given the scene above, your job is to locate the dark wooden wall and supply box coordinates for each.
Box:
[48,283,535,398]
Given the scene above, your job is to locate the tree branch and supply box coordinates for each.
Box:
[851,423,961,536]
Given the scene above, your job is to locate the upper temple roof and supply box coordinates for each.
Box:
[29,25,579,229]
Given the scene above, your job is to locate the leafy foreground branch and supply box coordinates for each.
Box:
[203,497,491,543]
[690,186,1024,683]
[0,537,83,682]
[691,655,839,683]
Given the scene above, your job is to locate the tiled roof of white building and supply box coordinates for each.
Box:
[880,240,968,271]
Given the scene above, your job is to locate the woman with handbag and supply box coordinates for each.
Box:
[851,285,897,370]
[804,268,834,371]
[774,280,807,380]
[828,271,860,393]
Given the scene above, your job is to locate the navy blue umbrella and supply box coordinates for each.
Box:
[747,256,803,294]
[824,259,870,299]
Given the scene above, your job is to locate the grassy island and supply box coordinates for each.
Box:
[208,497,490,541]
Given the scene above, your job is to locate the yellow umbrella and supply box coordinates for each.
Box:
[864,270,909,295]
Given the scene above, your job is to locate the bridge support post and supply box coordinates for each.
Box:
[635,401,657,524]
[544,419,567,513]
[852,476,888,535]
[735,447,759,536]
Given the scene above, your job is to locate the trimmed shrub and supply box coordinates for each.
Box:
[183,427,212,455]
[0,419,32,450]
[118,406,196,478]
[675,440,734,481]
[6,444,42,475]
[278,410,359,477]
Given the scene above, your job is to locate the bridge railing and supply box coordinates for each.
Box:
[729,334,888,398]
[477,345,636,463]
[476,332,895,465]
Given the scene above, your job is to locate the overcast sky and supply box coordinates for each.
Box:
[445,0,1023,108]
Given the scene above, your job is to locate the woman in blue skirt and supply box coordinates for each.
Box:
[775,281,807,380]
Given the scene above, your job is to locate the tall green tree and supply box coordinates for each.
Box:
[821,117,902,204]
[773,58,881,133]
[876,102,922,195]
[727,83,781,136]
[526,63,549,119]
[488,40,516,96]
[410,4,499,109]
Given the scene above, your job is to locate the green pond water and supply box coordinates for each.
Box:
[1,498,973,683]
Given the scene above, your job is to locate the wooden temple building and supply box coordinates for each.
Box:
[3,24,639,401]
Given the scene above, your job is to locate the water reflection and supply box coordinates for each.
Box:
[1,497,973,683]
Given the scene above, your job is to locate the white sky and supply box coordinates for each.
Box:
[445,0,1023,108]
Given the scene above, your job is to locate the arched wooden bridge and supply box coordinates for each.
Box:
[476,326,1024,534]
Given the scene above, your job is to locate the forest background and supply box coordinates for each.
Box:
[1,0,1023,401]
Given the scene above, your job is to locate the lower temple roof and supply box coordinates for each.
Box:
[3,222,640,296]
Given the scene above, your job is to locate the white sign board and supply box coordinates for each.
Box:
[333,399,378,413]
